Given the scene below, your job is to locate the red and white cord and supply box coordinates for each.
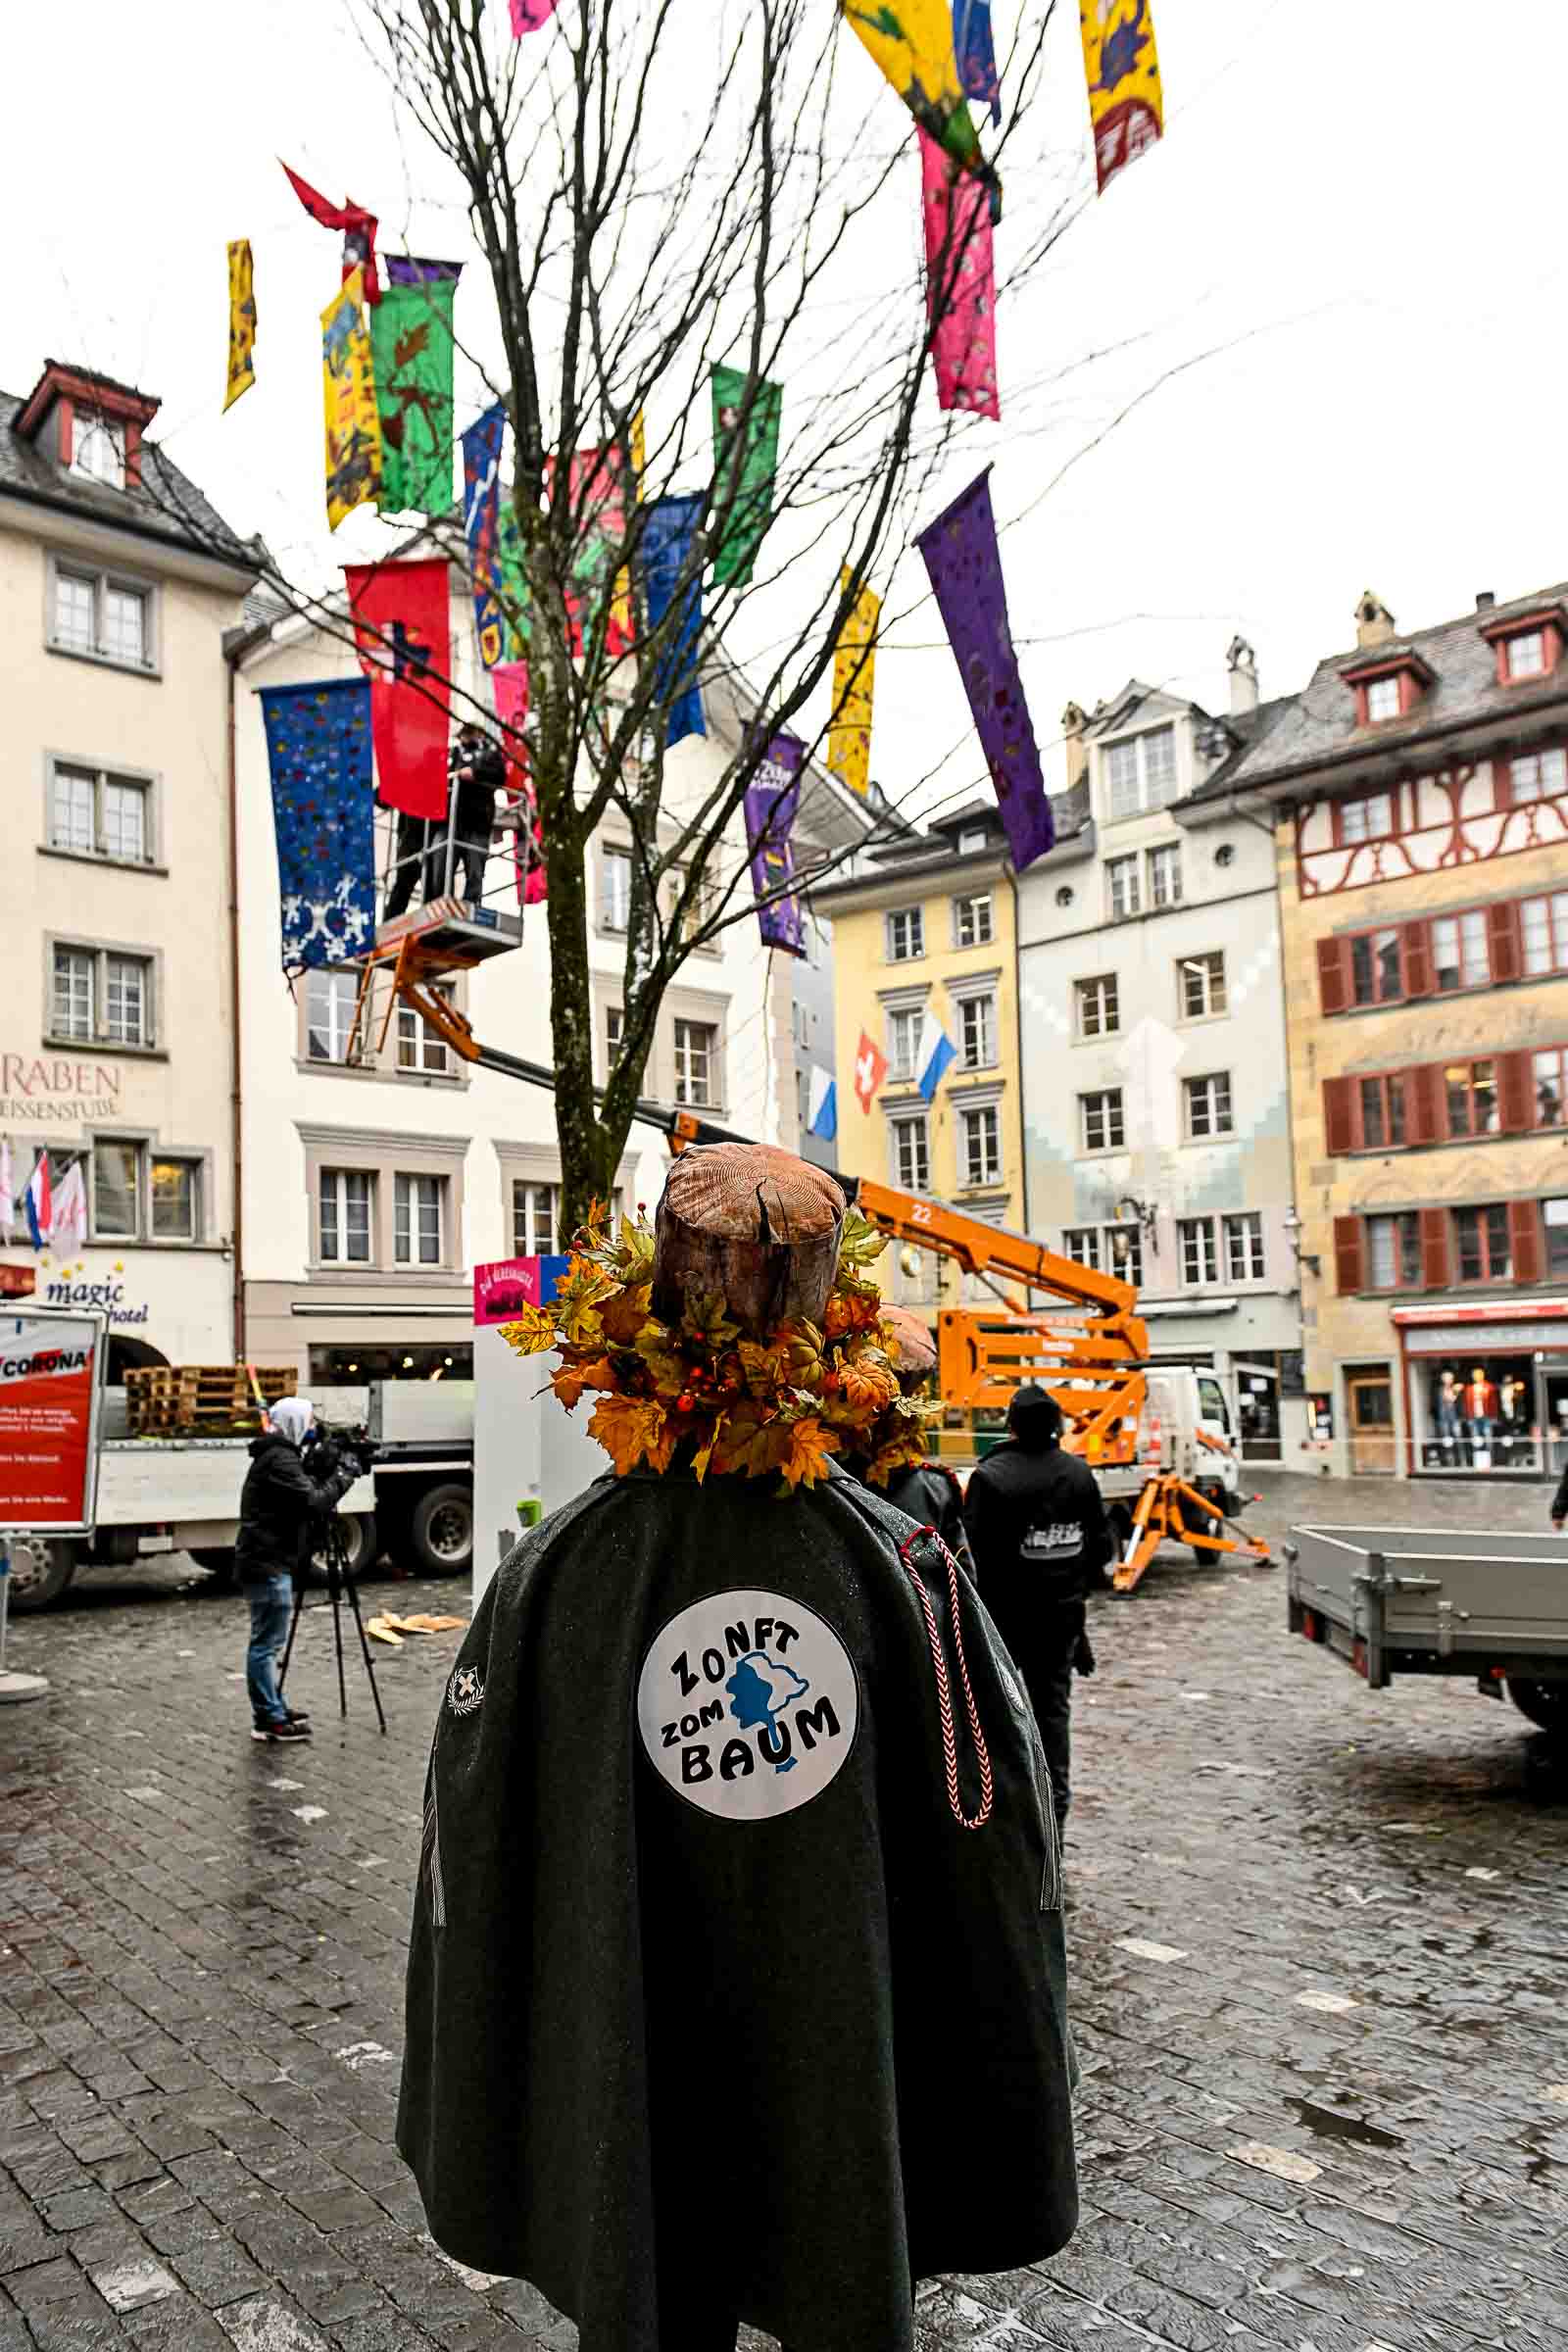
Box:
[898,1525,994,1831]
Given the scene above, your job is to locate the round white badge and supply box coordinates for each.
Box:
[636,1588,860,1821]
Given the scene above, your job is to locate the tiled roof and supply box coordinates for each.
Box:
[0,386,262,571]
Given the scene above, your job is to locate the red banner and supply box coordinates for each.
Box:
[0,1313,103,1531]
[493,662,546,906]
[344,558,453,818]
[473,1257,569,1324]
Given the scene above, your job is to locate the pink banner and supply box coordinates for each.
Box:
[510,0,562,30]
[919,129,999,420]
[493,662,546,906]
[474,1256,567,1323]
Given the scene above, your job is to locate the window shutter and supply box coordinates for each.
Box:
[1407,1060,1441,1145]
[1322,1076,1356,1155]
[1316,937,1349,1015]
[1497,1050,1532,1135]
[1401,919,1433,999]
[1510,1199,1544,1285]
[1419,1206,1449,1290]
[1492,757,1512,812]
[1333,1215,1363,1295]
[1487,899,1522,985]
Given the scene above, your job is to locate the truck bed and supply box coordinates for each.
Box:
[1287,1523,1568,1687]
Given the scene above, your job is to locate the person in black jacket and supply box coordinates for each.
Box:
[448,721,507,904]
[1551,1462,1568,1529]
[844,1303,973,1568]
[961,1383,1110,1833]
[235,1396,359,1744]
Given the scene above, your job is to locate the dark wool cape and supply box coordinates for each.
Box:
[398,1461,1078,2352]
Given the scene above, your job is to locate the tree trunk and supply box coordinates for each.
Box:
[652,1145,845,1336]
[541,789,618,1238]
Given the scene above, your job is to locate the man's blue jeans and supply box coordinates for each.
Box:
[246,1575,293,1727]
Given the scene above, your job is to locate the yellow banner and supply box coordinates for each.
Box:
[320,268,382,532]
[612,408,645,647]
[223,240,256,414]
[827,569,878,800]
[842,0,978,168]
[1079,0,1163,194]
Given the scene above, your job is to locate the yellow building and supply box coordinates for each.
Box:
[811,800,1024,1321]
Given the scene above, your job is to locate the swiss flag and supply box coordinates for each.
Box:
[344,559,452,818]
[854,1028,889,1114]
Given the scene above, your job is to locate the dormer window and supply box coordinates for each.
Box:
[1506,630,1545,681]
[1340,649,1433,726]
[1104,723,1176,820]
[71,413,126,488]
[1478,603,1567,686]
[1365,676,1400,722]
[958,825,986,854]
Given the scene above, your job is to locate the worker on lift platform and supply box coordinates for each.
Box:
[382,720,510,921]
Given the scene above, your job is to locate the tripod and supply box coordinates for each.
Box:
[278,1512,387,1736]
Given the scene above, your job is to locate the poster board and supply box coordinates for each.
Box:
[0,1309,109,1535]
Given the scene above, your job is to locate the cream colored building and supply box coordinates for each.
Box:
[0,361,260,1365]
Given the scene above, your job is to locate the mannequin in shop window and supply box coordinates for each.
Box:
[1462,1365,1498,1464]
[1435,1368,1462,1462]
[1496,1373,1529,1468]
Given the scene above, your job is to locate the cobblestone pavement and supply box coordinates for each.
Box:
[2,1476,1566,2352]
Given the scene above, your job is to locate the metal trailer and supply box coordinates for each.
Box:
[1284,1522,1568,1740]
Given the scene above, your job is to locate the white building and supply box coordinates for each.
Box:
[1016,646,1309,1460]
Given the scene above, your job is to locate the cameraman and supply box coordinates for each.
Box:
[235,1396,361,1745]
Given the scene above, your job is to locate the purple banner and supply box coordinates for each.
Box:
[743,732,806,956]
[914,468,1054,872]
[385,256,465,285]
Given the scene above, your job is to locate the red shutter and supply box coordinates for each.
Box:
[1316,937,1349,1016]
[1510,1199,1544,1285]
[1401,920,1433,999]
[1488,899,1522,985]
[1323,1076,1356,1155]
[1407,1060,1441,1145]
[1497,1050,1532,1135]
[1333,1215,1364,1296]
[1492,757,1512,811]
[1419,1206,1450,1290]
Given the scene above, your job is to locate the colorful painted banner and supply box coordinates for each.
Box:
[611,410,645,649]
[827,569,878,799]
[953,0,1001,122]
[462,404,527,669]
[743,732,806,956]
[711,368,782,588]
[282,161,380,300]
[384,256,464,286]
[1079,0,1163,194]
[842,0,980,170]
[371,277,457,514]
[223,239,257,413]
[320,269,382,532]
[914,468,1054,871]
[260,677,376,971]
[493,662,546,906]
[920,130,999,419]
[343,558,453,819]
[545,443,632,658]
[0,1310,106,1534]
[641,494,707,746]
[509,0,563,32]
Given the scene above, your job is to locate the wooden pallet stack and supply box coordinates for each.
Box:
[123,1364,298,1438]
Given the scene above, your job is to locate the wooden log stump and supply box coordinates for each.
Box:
[653,1144,846,1337]
[880,1303,937,1379]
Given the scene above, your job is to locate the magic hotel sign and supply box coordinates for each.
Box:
[1,1057,122,1124]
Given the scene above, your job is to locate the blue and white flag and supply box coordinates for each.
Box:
[914,1015,956,1102]
[260,677,376,974]
[24,1152,51,1250]
[807,1065,838,1142]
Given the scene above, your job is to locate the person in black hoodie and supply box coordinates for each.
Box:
[448,721,508,904]
[961,1383,1109,1834]
[235,1396,359,1744]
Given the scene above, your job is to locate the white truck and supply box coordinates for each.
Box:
[8,1380,475,1612]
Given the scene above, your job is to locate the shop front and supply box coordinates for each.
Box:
[1393,1300,1568,1479]
[2,1246,232,1380]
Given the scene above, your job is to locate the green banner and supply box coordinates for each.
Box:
[372,279,457,516]
[710,366,781,588]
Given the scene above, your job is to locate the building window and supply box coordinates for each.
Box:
[1074,974,1119,1038]
[1080,1089,1125,1153]
[1178,1216,1218,1287]
[958,825,987,855]
[954,893,994,947]
[306,971,363,1064]
[1147,844,1182,908]
[606,1005,624,1073]
[1454,1203,1511,1285]
[891,1112,929,1191]
[958,992,997,1070]
[1509,748,1567,804]
[93,1142,140,1240]
[51,564,150,669]
[1444,1060,1498,1139]
[1106,855,1141,920]
[50,944,154,1049]
[1362,681,1400,724]
[1184,1071,1234,1141]
[86,1142,201,1243]
[959,1104,1002,1187]
[1063,1227,1100,1270]
[1522,891,1568,976]
[1366,1211,1421,1291]
[396,984,454,1076]
[1544,1198,1568,1280]
[673,1018,717,1107]
[1506,630,1545,681]
[1358,1073,1407,1150]
[1222,1210,1264,1282]
[54,570,95,654]
[1535,1049,1568,1128]
[1178,951,1226,1020]
[320,1169,374,1265]
[151,1157,199,1242]
[1104,724,1176,821]
[49,763,151,863]
[395,1173,444,1266]
[513,1181,558,1256]
[1343,788,1395,839]
[1350,927,1402,1005]
[71,413,126,486]
[887,1005,922,1082]
[1432,910,1490,992]
[601,846,631,931]
[887,906,925,962]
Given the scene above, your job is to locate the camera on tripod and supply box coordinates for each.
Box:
[303,1419,378,1481]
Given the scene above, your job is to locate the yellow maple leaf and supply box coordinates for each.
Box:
[553,1354,618,1410]
[711,1404,790,1481]
[780,1415,839,1491]
[588,1390,674,1476]
[500,1306,560,1358]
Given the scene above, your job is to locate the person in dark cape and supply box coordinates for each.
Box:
[842,1300,973,1569]
[398,1145,1078,2352]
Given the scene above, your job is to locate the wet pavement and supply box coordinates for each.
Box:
[2,1475,1566,2352]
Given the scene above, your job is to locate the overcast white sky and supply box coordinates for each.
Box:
[8,2,1566,817]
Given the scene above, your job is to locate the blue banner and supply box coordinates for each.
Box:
[953,0,1001,122]
[641,493,707,746]
[260,677,375,972]
[462,403,512,669]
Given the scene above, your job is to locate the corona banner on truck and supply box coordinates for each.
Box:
[0,1309,108,1535]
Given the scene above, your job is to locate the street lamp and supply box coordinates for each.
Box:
[1283,1207,1320,1279]
[1111,1196,1158,1257]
